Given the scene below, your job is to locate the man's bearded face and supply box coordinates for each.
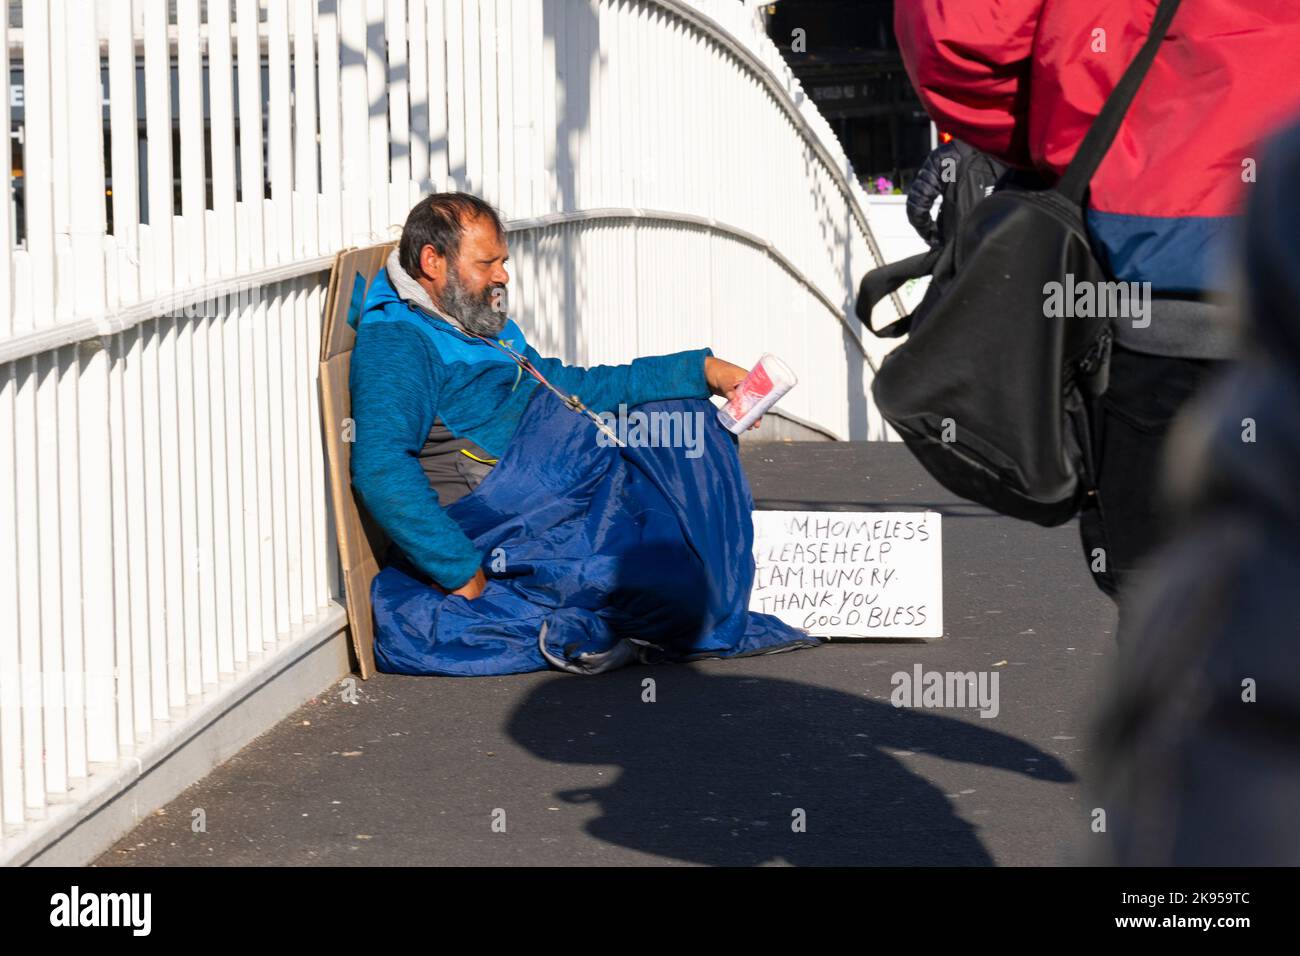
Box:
[441,261,509,337]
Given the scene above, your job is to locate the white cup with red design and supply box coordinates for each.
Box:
[716,353,798,435]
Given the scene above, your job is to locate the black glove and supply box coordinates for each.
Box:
[906,141,964,247]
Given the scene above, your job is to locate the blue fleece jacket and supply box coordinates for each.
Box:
[349,267,715,590]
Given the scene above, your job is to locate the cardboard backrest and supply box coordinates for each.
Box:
[320,243,397,678]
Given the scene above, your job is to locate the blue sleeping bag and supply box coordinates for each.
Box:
[371,388,822,676]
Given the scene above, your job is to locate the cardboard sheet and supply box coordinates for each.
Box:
[319,243,397,677]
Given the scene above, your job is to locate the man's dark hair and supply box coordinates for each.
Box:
[398,192,505,281]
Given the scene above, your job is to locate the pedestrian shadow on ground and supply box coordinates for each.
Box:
[506,665,1073,865]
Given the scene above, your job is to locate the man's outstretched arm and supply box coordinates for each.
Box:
[519,342,712,411]
[521,343,756,415]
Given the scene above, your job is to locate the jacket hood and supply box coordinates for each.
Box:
[369,246,467,333]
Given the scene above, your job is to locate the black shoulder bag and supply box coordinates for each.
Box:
[861,0,1182,526]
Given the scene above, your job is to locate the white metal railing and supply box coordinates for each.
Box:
[0,0,904,861]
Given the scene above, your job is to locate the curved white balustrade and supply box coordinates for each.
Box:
[0,0,906,862]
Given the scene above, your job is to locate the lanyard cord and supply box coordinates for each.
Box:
[403,293,627,448]
[472,332,561,394]
[468,329,627,448]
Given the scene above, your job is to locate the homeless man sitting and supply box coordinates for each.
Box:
[349,192,819,676]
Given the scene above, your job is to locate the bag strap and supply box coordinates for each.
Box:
[1057,0,1183,204]
[855,247,941,338]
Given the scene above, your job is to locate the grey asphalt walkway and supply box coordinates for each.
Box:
[96,441,1116,866]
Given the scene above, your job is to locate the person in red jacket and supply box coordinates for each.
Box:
[895,0,1300,599]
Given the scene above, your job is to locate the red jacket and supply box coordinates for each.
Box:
[895,0,1300,294]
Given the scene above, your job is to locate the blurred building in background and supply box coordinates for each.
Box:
[6,0,262,246]
[760,0,932,193]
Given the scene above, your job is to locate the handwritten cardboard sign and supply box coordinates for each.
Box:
[750,510,943,638]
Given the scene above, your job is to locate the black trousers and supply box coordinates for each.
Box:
[1079,343,1225,600]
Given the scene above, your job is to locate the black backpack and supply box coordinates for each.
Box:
[854,0,1180,527]
[857,142,1013,338]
